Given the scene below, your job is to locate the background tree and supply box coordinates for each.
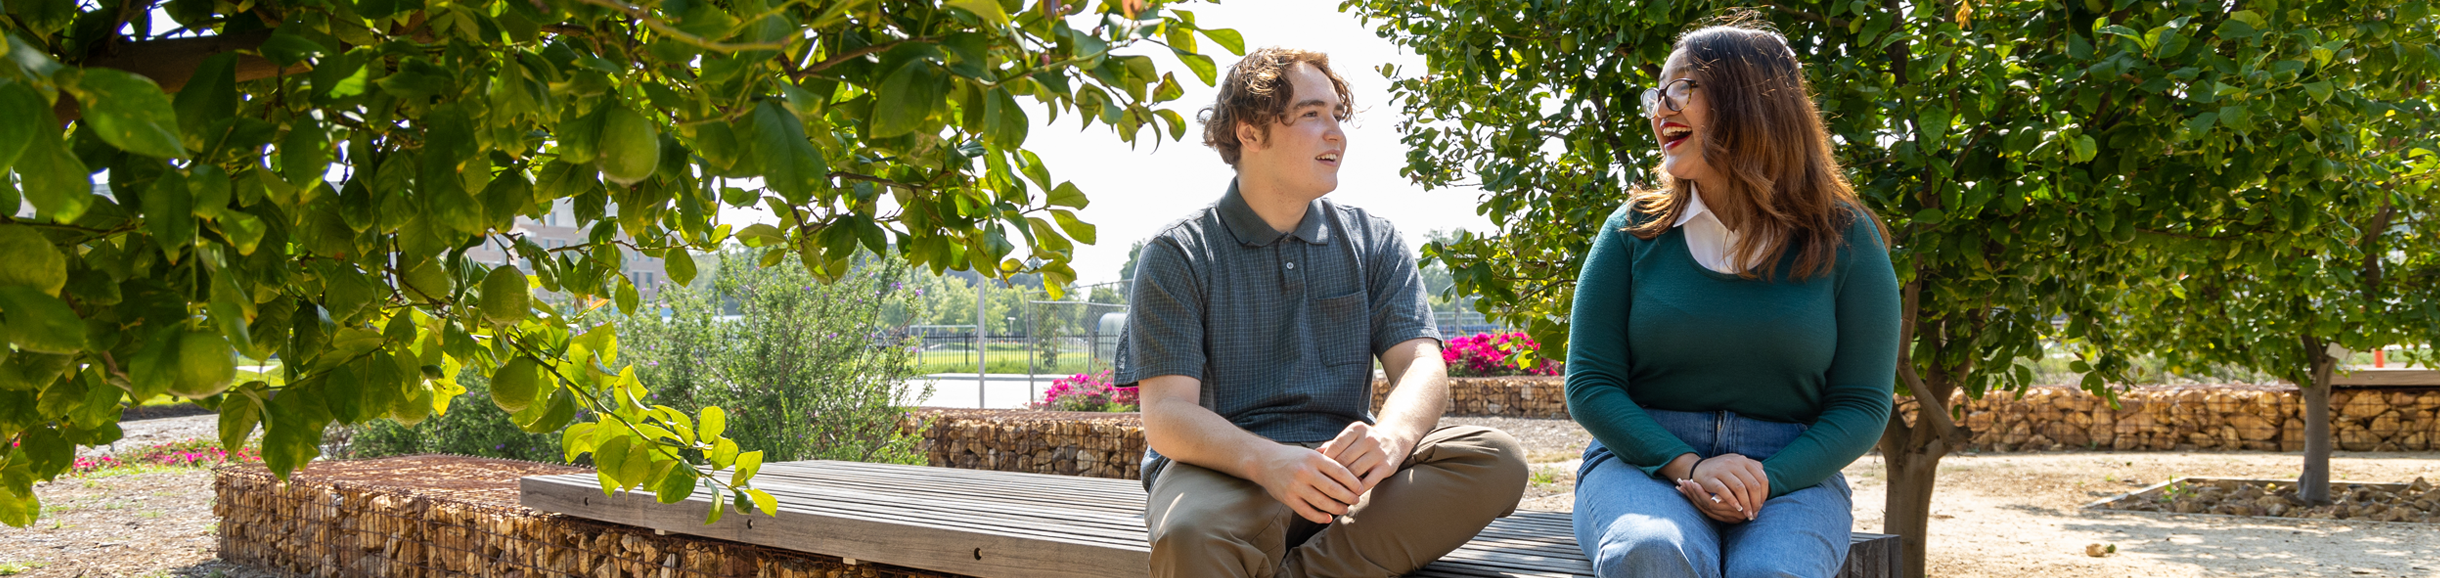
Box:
[1340,0,2439,574]
[2115,137,2440,503]
[0,0,1238,526]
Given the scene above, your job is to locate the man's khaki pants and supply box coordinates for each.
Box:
[1144,425,1528,578]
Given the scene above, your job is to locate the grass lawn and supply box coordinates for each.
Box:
[910,346,1103,375]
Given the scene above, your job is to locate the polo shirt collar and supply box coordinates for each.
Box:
[1673,183,1712,228]
[1217,180,1332,247]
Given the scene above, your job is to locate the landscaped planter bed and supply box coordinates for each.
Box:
[2089,476,2440,523]
[214,455,948,577]
[1371,376,1569,418]
[1947,385,2440,452]
[900,408,1144,479]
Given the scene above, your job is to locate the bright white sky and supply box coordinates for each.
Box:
[73,1,1496,286]
[721,0,1494,286]
[1017,0,1494,285]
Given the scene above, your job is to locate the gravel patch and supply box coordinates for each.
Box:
[0,469,293,578]
[1446,416,2440,577]
[77,415,224,458]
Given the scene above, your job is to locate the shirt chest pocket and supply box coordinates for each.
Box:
[1313,291,1371,368]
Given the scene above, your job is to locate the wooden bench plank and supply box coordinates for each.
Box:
[521,474,1151,578]
[523,460,1899,578]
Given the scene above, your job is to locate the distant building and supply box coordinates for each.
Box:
[458,198,674,300]
[16,179,674,299]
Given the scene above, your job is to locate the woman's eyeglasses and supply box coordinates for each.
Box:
[1640,78,1699,118]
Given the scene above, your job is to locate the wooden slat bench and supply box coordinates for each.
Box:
[522,461,1897,578]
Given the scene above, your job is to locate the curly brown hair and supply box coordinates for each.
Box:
[1197,47,1354,167]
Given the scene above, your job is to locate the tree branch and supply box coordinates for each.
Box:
[791,38,929,80]
[1768,2,1851,28]
[55,29,312,124]
[569,0,789,52]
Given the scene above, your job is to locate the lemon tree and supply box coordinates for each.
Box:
[0,0,1239,526]
[1342,0,2439,574]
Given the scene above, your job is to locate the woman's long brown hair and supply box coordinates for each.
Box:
[1622,23,1887,281]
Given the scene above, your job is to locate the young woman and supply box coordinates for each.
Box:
[1565,23,1901,578]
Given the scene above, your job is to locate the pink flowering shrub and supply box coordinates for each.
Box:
[68,439,261,474]
[1031,370,1139,412]
[1443,332,1561,377]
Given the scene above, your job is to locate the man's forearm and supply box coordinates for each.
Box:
[1374,339,1449,451]
[1143,394,1280,479]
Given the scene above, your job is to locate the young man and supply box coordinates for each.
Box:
[1116,47,1529,578]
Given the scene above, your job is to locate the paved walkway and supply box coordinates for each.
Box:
[905,373,1079,409]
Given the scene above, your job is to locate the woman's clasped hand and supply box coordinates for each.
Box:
[1674,454,1770,522]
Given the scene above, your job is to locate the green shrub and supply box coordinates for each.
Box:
[622,250,927,465]
[348,369,569,462]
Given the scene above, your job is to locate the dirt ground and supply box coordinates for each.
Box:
[1448,416,2440,578]
[0,468,284,578]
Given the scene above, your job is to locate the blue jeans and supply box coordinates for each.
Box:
[1573,409,1854,578]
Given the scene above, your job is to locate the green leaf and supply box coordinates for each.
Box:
[0,483,38,528]
[1200,28,1246,56]
[1175,52,1217,85]
[0,79,42,173]
[982,88,1030,147]
[2183,112,2219,134]
[13,127,93,222]
[738,101,827,203]
[69,68,188,159]
[0,225,66,296]
[1050,209,1096,244]
[0,286,86,354]
[257,31,327,67]
[731,449,763,487]
[615,277,639,315]
[708,437,739,469]
[516,383,576,433]
[2302,81,2334,102]
[2068,134,2098,163]
[1917,106,1952,146]
[615,434,654,490]
[664,250,697,287]
[944,0,1008,24]
[173,53,240,144]
[144,170,196,258]
[747,488,777,517]
[653,464,698,504]
[562,422,601,463]
[1046,181,1088,209]
[558,106,608,164]
[282,117,331,188]
[699,405,726,440]
[592,435,633,488]
[218,385,266,451]
[870,60,944,139]
[2153,27,2188,59]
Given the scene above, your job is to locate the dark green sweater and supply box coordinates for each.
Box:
[1565,203,1900,498]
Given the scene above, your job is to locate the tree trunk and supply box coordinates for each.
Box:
[1880,428,1949,578]
[1877,281,1967,578]
[2298,336,2339,505]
